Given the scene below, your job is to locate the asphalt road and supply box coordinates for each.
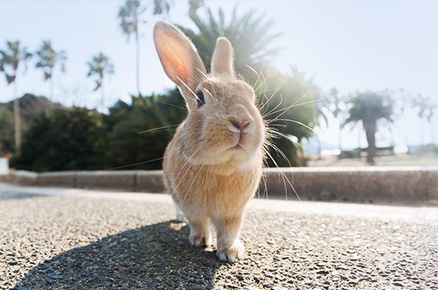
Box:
[1,182,437,289]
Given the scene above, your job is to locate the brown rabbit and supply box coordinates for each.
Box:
[154,21,266,262]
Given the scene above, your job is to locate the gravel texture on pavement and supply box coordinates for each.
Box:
[1,182,437,289]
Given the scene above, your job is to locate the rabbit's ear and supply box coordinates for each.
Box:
[154,21,207,102]
[211,37,235,77]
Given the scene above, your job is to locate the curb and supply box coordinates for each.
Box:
[1,167,437,205]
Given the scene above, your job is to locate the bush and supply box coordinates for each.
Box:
[103,89,187,170]
[11,107,103,172]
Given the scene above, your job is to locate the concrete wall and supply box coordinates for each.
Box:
[262,167,438,205]
[1,167,437,205]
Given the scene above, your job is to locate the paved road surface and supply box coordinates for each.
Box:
[1,182,437,289]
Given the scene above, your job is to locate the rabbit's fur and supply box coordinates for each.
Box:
[154,21,265,262]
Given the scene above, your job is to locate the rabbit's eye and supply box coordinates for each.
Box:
[196,92,205,108]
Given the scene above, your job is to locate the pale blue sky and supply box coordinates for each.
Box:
[0,0,437,150]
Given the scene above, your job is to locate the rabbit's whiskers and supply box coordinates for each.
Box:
[157,101,187,111]
[137,124,179,135]
[257,84,324,201]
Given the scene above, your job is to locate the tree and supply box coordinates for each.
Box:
[396,88,411,147]
[313,88,329,159]
[426,100,437,147]
[180,6,282,77]
[323,87,346,152]
[87,53,114,108]
[411,94,437,147]
[345,91,394,164]
[118,0,146,95]
[0,41,32,155]
[35,40,67,101]
[178,7,316,166]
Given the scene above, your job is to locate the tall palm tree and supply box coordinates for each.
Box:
[345,91,394,164]
[118,0,146,95]
[87,53,114,108]
[323,87,345,152]
[396,88,411,147]
[0,41,32,155]
[411,94,437,147]
[426,100,437,147]
[411,94,428,146]
[35,40,67,101]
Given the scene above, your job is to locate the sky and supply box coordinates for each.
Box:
[0,0,437,151]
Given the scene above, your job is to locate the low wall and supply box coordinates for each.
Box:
[1,167,437,205]
[262,167,438,205]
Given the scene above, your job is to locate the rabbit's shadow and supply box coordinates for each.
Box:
[16,221,223,289]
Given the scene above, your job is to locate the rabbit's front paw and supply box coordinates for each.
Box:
[217,240,244,262]
[189,232,212,247]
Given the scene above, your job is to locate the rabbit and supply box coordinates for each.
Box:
[153,21,266,262]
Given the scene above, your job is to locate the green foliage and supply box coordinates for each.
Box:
[0,105,14,155]
[12,107,103,172]
[180,6,282,76]
[103,89,187,170]
[0,94,59,156]
[9,91,186,172]
[339,149,361,159]
[10,94,59,130]
[346,91,394,126]
[260,67,317,167]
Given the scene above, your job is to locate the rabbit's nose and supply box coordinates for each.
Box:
[228,116,252,131]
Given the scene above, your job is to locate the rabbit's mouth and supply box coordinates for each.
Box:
[229,134,246,151]
[230,144,242,150]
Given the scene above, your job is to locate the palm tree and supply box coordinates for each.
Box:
[323,88,345,152]
[411,94,437,148]
[179,5,282,77]
[313,90,329,159]
[0,41,32,155]
[35,40,67,101]
[118,0,146,95]
[396,88,411,147]
[411,94,428,147]
[188,0,204,15]
[345,91,394,164]
[426,100,437,147]
[87,53,114,108]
